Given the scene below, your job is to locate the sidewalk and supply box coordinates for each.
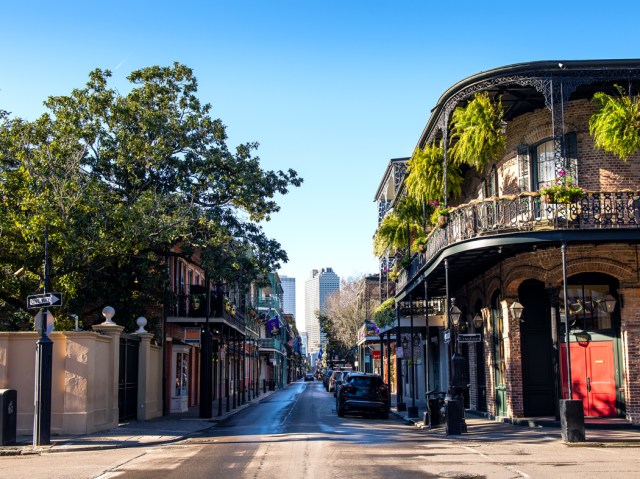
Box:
[4,386,640,456]
[389,394,640,446]
[0,387,280,456]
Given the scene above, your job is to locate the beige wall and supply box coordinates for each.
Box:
[0,330,163,436]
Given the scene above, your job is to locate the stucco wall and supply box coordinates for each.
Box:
[0,330,163,435]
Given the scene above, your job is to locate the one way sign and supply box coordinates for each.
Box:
[27,292,62,309]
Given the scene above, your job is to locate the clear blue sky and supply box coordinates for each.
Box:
[2,1,639,331]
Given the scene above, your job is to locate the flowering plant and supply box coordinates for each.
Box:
[429,206,450,227]
[539,171,584,204]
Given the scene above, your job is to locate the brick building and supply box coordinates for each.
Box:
[387,59,640,424]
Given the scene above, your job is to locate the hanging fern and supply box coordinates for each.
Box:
[372,196,423,257]
[373,297,395,329]
[589,85,640,161]
[405,141,463,204]
[449,92,506,171]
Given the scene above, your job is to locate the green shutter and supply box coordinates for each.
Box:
[516,145,530,192]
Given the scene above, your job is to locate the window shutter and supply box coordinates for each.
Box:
[563,132,578,183]
[516,145,530,192]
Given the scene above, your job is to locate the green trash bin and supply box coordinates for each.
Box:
[0,389,17,445]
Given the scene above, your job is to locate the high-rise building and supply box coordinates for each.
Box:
[280,275,296,318]
[304,267,340,353]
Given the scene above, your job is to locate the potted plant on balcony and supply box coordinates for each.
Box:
[539,170,584,204]
[430,207,451,228]
[589,85,640,161]
[449,92,506,172]
[413,235,427,253]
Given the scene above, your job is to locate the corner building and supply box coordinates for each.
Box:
[393,60,640,424]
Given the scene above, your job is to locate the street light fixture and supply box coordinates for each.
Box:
[472,313,483,330]
[449,302,462,327]
[509,300,524,321]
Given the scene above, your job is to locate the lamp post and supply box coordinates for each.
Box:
[445,297,468,435]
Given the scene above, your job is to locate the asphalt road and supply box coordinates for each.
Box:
[3,380,640,478]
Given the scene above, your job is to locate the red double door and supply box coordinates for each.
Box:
[560,341,617,417]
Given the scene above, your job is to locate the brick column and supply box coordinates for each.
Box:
[619,284,640,425]
[500,298,524,418]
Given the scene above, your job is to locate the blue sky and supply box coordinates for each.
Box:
[2,1,639,330]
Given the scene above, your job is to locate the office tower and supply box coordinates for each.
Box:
[304,267,340,353]
[280,275,296,318]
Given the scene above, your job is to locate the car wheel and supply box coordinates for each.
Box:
[380,410,389,419]
[337,406,345,417]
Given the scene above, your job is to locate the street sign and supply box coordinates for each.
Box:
[27,293,62,309]
[444,329,451,344]
[458,333,482,343]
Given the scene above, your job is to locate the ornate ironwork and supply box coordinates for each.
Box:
[397,190,640,290]
[393,161,407,194]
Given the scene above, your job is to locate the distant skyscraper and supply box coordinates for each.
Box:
[305,267,340,353]
[280,275,296,319]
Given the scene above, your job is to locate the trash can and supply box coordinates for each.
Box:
[0,389,17,446]
[428,398,440,426]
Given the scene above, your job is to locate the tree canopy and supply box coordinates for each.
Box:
[0,63,302,332]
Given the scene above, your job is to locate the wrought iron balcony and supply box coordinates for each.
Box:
[166,292,246,330]
[258,337,285,353]
[398,191,640,290]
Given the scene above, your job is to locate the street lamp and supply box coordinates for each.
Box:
[446,298,468,435]
[472,313,483,331]
[510,300,524,321]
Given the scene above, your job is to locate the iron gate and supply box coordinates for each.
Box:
[119,334,140,422]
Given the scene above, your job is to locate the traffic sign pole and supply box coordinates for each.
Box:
[33,224,53,447]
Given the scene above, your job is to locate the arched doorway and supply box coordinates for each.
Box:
[520,279,556,416]
[559,273,621,417]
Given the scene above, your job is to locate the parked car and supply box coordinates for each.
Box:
[328,370,344,393]
[336,373,389,419]
[304,373,315,382]
[333,370,355,397]
[323,370,333,391]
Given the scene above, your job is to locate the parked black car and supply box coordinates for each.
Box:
[336,373,389,419]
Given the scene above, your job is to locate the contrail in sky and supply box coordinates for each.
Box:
[114,59,126,70]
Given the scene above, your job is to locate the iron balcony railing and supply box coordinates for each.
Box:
[167,293,246,330]
[258,337,285,353]
[398,191,640,290]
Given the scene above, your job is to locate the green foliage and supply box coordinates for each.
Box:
[449,92,506,171]
[429,206,450,226]
[372,195,423,257]
[0,63,302,332]
[373,298,395,329]
[589,85,640,161]
[405,142,462,204]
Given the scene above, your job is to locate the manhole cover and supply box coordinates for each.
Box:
[439,472,481,478]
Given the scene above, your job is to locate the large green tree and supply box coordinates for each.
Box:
[0,63,301,332]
